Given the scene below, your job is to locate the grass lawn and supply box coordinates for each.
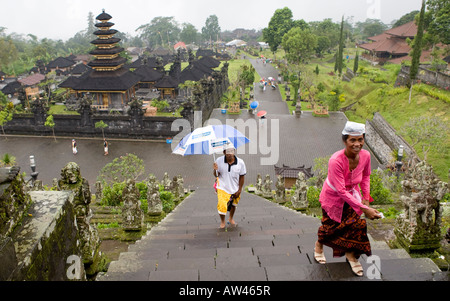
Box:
[48,104,79,115]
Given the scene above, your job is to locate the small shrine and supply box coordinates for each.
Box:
[274,164,313,189]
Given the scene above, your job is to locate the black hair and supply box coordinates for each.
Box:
[342,133,365,142]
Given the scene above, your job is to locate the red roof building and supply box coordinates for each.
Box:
[358,21,418,64]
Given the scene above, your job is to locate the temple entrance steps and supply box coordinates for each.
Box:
[97,186,446,281]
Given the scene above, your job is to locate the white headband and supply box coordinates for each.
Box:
[342,121,365,136]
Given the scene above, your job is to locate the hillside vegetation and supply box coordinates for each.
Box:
[265,48,449,180]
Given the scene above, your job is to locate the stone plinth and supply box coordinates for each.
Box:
[3,191,86,280]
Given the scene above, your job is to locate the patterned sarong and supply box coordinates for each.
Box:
[318,203,371,258]
[217,189,240,215]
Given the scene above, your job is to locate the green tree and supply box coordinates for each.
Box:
[262,7,295,53]
[335,16,345,77]
[282,27,317,64]
[409,0,426,103]
[238,64,255,100]
[97,153,145,185]
[44,114,56,141]
[353,51,359,73]
[136,16,181,47]
[425,0,450,45]
[309,19,340,48]
[315,36,331,57]
[0,36,18,71]
[0,102,13,139]
[180,23,199,44]
[202,15,221,43]
[393,10,419,27]
[95,120,108,139]
[355,19,387,39]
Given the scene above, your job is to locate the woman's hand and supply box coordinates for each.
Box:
[362,207,382,220]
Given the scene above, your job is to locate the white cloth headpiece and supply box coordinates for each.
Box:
[342,121,365,136]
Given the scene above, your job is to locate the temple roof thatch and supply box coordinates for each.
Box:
[66,68,140,91]
[154,75,179,88]
[133,65,164,82]
[46,57,75,69]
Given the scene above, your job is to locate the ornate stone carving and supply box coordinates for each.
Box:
[147,174,162,216]
[260,174,273,198]
[121,179,144,231]
[57,162,99,264]
[394,161,448,252]
[255,174,262,195]
[291,172,308,210]
[274,175,286,203]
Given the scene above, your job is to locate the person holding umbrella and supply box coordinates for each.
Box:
[213,144,246,229]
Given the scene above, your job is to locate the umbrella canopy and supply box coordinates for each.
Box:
[172,125,249,156]
[257,110,267,117]
[250,101,259,109]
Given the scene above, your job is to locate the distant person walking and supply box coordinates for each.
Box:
[213,145,246,229]
[72,139,78,155]
[103,139,109,155]
[314,121,382,277]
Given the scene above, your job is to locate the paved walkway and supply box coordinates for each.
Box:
[97,186,445,281]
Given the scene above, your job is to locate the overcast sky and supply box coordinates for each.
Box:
[1,0,424,41]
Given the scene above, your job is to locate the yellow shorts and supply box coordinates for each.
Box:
[217,188,240,215]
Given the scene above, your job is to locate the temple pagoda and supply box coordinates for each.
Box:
[63,10,140,111]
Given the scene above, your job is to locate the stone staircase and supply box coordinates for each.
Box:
[97,188,447,281]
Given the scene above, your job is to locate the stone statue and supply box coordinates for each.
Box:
[274,175,285,203]
[162,172,172,191]
[291,172,308,210]
[57,162,99,264]
[255,174,262,195]
[121,179,144,231]
[147,174,162,216]
[261,174,273,198]
[172,175,185,202]
[0,166,31,239]
[95,181,103,203]
[395,161,448,252]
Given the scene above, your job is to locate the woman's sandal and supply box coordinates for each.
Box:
[346,258,364,277]
[313,249,326,264]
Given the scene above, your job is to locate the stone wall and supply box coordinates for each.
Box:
[365,112,417,167]
[1,190,86,280]
[3,111,180,140]
[4,63,229,140]
[395,65,450,89]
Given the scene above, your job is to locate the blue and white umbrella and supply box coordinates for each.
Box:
[172,124,249,156]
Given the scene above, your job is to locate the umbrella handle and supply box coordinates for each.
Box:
[213,153,218,177]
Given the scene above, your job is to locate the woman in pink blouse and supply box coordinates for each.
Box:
[314,121,382,277]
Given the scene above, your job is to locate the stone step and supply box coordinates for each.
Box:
[97,188,448,281]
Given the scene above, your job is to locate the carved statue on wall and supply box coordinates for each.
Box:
[395,161,448,252]
[57,162,99,263]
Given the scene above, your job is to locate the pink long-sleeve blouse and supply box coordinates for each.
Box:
[319,149,372,223]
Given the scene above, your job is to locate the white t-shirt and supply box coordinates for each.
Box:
[215,155,246,194]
